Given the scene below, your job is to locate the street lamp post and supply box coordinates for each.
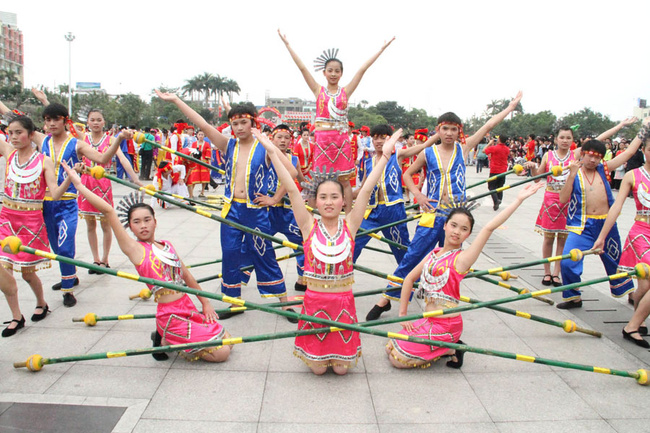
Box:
[64,32,75,116]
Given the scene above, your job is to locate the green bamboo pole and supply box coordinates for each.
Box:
[133,133,225,174]
[467,249,596,279]
[154,189,223,210]
[12,253,648,384]
[186,244,286,269]
[467,166,563,203]
[362,245,394,255]
[475,274,555,306]
[466,164,524,190]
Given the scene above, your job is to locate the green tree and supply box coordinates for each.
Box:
[557,108,616,138]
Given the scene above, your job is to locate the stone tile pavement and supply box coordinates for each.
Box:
[0,166,648,432]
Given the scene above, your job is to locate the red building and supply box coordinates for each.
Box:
[0,12,23,85]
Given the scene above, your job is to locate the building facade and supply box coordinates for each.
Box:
[0,12,23,85]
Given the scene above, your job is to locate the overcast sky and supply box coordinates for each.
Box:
[4,0,650,122]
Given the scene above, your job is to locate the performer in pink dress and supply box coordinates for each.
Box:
[255,126,403,375]
[279,29,394,212]
[594,120,650,348]
[0,116,73,337]
[386,182,543,369]
[63,163,231,362]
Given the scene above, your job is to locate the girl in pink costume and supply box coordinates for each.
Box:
[0,116,73,336]
[63,163,231,362]
[255,127,402,375]
[278,30,394,212]
[594,118,650,348]
[387,182,543,369]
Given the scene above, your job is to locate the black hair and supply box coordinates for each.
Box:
[498,135,508,144]
[404,133,413,140]
[437,112,463,126]
[555,125,574,138]
[446,207,475,232]
[227,102,258,120]
[127,203,155,225]
[528,134,536,140]
[144,127,151,133]
[324,58,343,72]
[315,179,344,197]
[42,103,69,119]
[9,115,36,134]
[272,124,292,135]
[581,139,606,156]
[370,124,393,137]
[87,108,104,117]
[158,161,170,170]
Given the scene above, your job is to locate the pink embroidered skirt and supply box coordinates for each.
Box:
[78,173,113,219]
[294,289,361,366]
[619,220,650,271]
[0,207,50,271]
[534,190,569,235]
[388,315,463,363]
[157,294,226,361]
[314,130,355,179]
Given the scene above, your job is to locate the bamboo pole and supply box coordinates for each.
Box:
[133,132,225,174]
[467,166,564,203]
[466,164,524,190]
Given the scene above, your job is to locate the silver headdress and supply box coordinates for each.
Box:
[77,105,91,123]
[116,192,146,228]
[1,109,25,126]
[301,166,341,199]
[435,196,481,219]
[313,48,340,72]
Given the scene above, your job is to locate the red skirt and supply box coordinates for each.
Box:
[0,207,50,271]
[78,173,113,219]
[294,289,361,367]
[619,220,650,271]
[388,315,463,366]
[187,163,211,185]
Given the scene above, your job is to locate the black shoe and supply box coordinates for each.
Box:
[446,340,465,369]
[493,200,501,211]
[541,274,552,286]
[366,302,391,321]
[218,309,245,320]
[551,276,562,287]
[2,315,25,337]
[88,262,101,275]
[284,308,299,324]
[31,304,50,322]
[52,277,79,291]
[640,325,648,336]
[622,328,650,348]
[151,331,169,361]
[63,292,77,307]
[556,300,582,310]
[294,282,307,292]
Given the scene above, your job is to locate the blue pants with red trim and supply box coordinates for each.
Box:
[560,218,634,300]
[353,203,410,264]
[221,202,286,298]
[383,216,446,301]
[43,199,78,291]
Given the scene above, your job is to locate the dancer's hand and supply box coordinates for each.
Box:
[382,128,403,160]
[31,87,48,105]
[400,319,414,332]
[202,303,218,323]
[415,191,437,212]
[508,91,523,111]
[516,181,544,202]
[592,237,605,254]
[253,192,277,207]
[61,161,82,187]
[567,159,582,176]
[252,129,275,155]
[154,89,179,102]
[381,37,396,51]
[277,29,289,46]
[622,117,638,127]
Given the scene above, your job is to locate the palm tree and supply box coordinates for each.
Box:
[182,76,202,102]
[222,78,241,104]
[207,74,224,105]
[196,72,214,106]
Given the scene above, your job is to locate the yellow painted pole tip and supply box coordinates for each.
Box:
[133,131,146,144]
[90,166,106,180]
[569,249,584,262]
[635,263,650,280]
[551,165,564,176]
[636,369,649,385]
[519,288,530,294]
[22,354,44,372]
[562,320,577,333]
[1,236,22,254]
[83,313,97,326]
[145,184,157,192]
[513,164,524,175]
[500,271,516,281]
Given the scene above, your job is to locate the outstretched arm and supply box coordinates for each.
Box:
[31,87,50,106]
[347,129,402,234]
[607,117,649,171]
[253,129,314,237]
[344,37,395,97]
[465,91,523,154]
[397,132,438,163]
[155,90,229,153]
[595,117,638,141]
[61,162,143,264]
[78,130,129,166]
[278,30,320,96]
[456,182,544,273]
[115,148,144,187]
[593,170,634,253]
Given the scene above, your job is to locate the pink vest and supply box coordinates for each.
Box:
[303,218,354,289]
[4,150,46,203]
[546,150,574,190]
[418,248,466,307]
[83,133,112,168]
[315,86,348,124]
[135,240,183,296]
[632,167,650,216]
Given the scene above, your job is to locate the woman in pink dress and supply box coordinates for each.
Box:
[0,116,73,336]
[279,30,394,212]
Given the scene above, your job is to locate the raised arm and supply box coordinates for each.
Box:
[593,170,634,253]
[465,91,523,153]
[61,162,144,264]
[278,30,320,96]
[396,132,438,163]
[78,130,129,166]
[31,87,50,106]
[344,37,395,98]
[253,129,313,236]
[595,117,638,141]
[347,129,402,234]
[607,117,649,171]
[155,90,229,153]
[455,182,544,273]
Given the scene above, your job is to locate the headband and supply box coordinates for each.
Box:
[436,121,466,146]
